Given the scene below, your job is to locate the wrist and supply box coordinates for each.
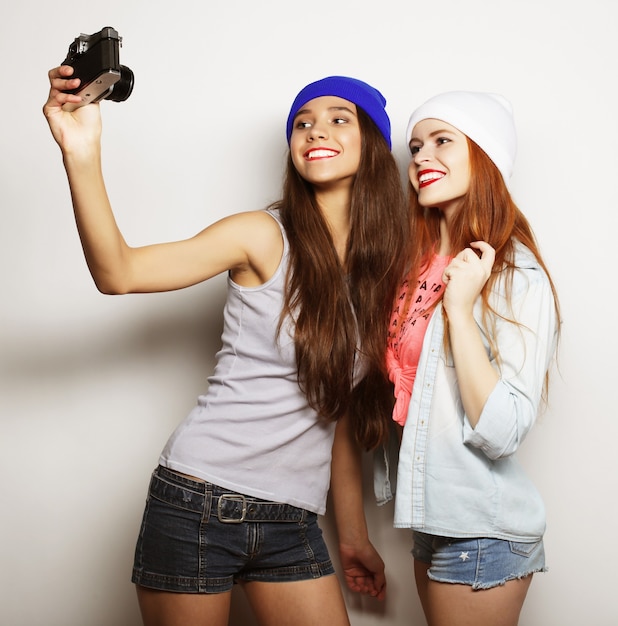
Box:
[338,526,370,548]
[63,144,102,170]
[445,308,476,329]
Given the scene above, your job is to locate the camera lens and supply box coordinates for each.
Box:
[107,65,134,102]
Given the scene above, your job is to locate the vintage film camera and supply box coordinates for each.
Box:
[62,26,134,111]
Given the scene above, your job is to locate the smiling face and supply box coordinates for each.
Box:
[408,118,471,214]
[289,96,362,192]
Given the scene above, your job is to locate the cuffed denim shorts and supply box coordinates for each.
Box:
[131,466,335,593]
[412,531,547,590]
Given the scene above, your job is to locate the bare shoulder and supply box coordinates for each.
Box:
[224,210,282,253]
[231,209,281,233]
[225,210,284,286]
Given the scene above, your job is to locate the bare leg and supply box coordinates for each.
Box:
[242,575,351,626]
[136,585,232,626]
[414,559,533,626]
[414,560,432,621]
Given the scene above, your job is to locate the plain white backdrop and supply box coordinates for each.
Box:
[1,1,616,624]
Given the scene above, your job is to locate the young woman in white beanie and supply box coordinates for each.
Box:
[43,68,409,625]
[380,91,561,625]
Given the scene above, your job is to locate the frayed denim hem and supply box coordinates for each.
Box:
[427,566,548,591]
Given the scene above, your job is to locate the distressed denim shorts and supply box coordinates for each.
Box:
[412,531,547,590]
[131,466,335,593]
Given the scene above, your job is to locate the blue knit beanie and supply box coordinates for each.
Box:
[286,76,392,149]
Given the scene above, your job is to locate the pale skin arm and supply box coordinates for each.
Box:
[330,414,386,600]
[42,65,282,294]
[442,241,499,428]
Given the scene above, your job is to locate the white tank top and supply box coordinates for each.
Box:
[159,210,336,514]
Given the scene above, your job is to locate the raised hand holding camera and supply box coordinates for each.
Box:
[61,26,134,111]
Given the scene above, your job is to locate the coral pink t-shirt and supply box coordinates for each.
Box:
[386,255,450,426]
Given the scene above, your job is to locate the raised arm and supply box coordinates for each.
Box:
[442,241,499,427]
[43,66,282,294]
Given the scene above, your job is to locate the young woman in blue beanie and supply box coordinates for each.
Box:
[379,92,561,625]
[43,70,408,625]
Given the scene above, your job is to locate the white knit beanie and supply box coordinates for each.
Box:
[406,91,517,183]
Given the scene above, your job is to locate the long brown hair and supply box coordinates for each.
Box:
[405,138,560,383]
[273,108,408,450]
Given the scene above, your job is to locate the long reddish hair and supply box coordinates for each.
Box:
[273,108,408,449]
[404,138,560,386]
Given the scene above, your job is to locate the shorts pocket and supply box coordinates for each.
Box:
[149,471,208,515]
[509,540,541,558]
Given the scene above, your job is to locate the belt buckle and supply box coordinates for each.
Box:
[217,494,247,523]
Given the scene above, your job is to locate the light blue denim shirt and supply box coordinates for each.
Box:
[374,242,558,542]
